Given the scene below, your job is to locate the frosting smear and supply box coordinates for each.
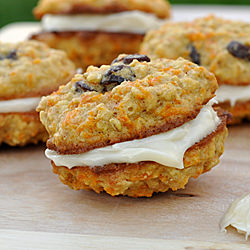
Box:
[0,97,41,113]
[42,11,167,34]
[215,84,250,106]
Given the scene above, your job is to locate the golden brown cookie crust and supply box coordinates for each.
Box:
[140,15,250,86]
[52,109,228,197]
[34,0,170,19]
[0,112,48,146]
[0,40,75,100]
[38,57,218,155]
[216,100,250,124]
[31,31,144,70]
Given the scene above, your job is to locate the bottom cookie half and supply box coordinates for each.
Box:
[31,31,144,70]
[0,111,48,146]
[217,100,250,125]
[52,111,228,197]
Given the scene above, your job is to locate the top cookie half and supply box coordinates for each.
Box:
[140,15,250,86]
[38,54,217,154]
[34,0,171,19]
[0,40,75,100]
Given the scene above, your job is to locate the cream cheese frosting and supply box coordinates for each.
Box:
[0,97,41,113]
[41,11,167,34]
[220,193,250,240]
[45,100,220,169]
[215,84,250,106]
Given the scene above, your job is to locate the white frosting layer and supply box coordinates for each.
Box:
[0,97,41,113]
[0,22,41,43]
[42,11,167,34]
[215,84,250,106]
[45,101,220,169]
[220,193,250,240]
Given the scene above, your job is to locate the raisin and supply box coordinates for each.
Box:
[188,45,200,65]
[227,41,250,60]
[6,50,18,60]
[75,81,95,92]
[101,74,125,86]
[112,54,151,65]
[100,65,136,92]
[100,65,127,87]
[106,65,126,75]
[0,50,18,61]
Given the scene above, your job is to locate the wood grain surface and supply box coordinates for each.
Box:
[0,125,250,249]
[0,230,249,250]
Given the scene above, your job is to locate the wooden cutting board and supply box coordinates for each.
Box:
[0,125,250,249]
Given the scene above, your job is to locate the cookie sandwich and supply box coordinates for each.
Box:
[31,0,170,69]
[38,54,229,197]
[140,15,250,124]
[0,40,75,146]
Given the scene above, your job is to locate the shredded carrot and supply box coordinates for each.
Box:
[33,59,41,64]
[27,74,33,88]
